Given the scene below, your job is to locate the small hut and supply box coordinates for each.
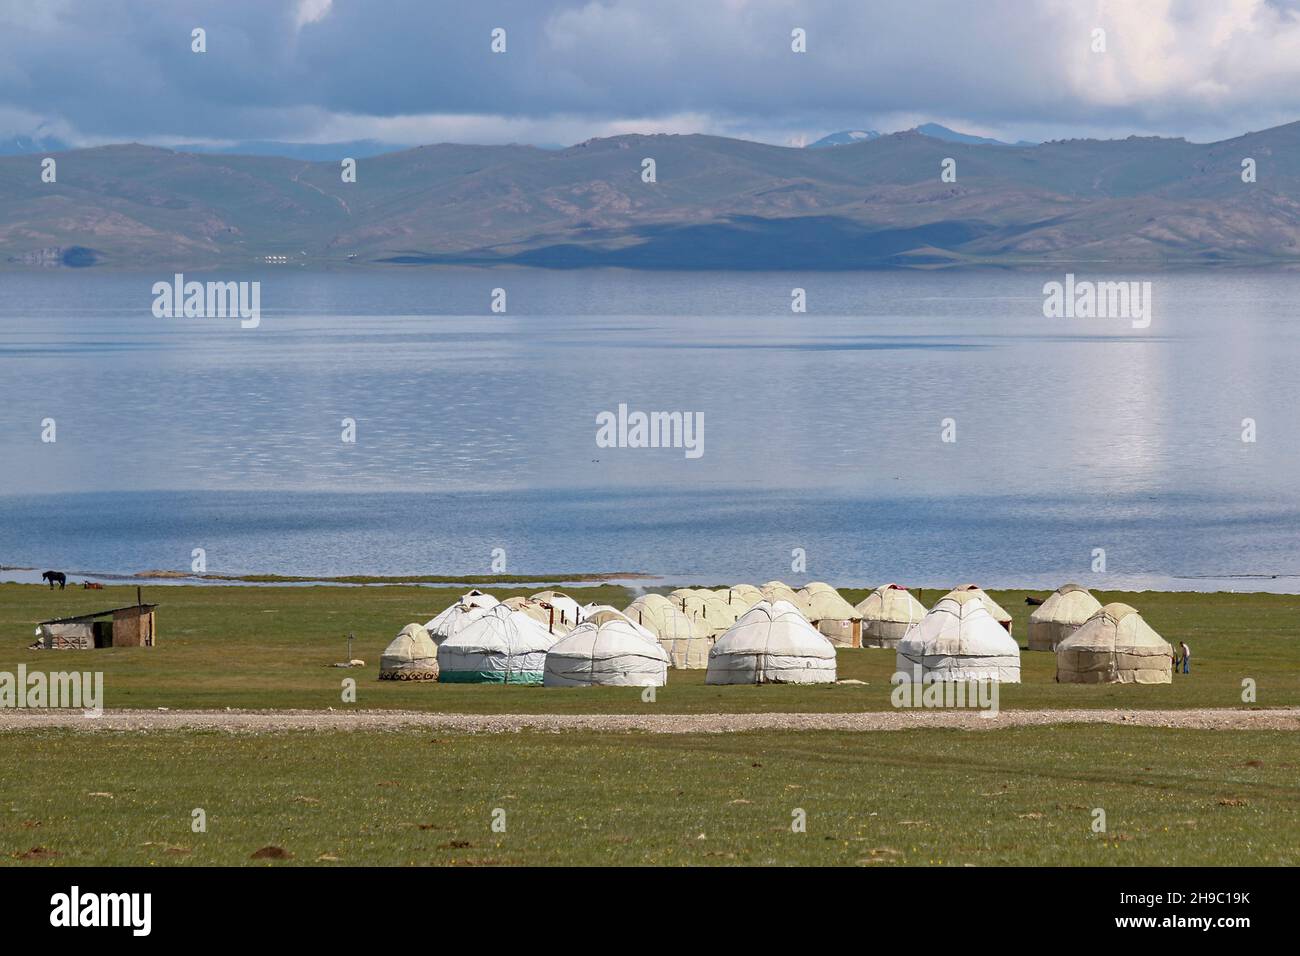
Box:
[34,595,158,649]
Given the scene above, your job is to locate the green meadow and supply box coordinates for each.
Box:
[0,583,1295,712]
[2,726,1296,866]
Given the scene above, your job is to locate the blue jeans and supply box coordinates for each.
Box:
[1182,659,1190,674]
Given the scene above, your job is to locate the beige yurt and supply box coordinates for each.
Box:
[760,581,810,616]
[459,589,499,610]
[669,589,734,636]
[944,584,1014,634]
[502,596,573,636]
[1056,603,1173,684]
[799,582,863,647]
[897,591,1021,683]
[706,600,837,685]
[726,584,765,606]
[437,604,558,684]
[627,593,714,668]
[1028,583,1103,651]
[379,623,439,681]
[424,598,496,646]
[709,589,753,627]
[529,590,583,629]
[855,584,927,649]
[543,609,670,687]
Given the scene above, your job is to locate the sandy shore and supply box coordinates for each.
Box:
[0,707,1296,734]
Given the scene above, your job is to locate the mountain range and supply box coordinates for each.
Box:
[3,122,1300,269]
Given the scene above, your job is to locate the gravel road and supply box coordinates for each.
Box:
[0,708,1296,734]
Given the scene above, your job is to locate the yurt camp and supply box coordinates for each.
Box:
[855,584,927,649]
[798,582,863,647]
[943,584,1014,634]
[424,596,497,645]
[897,591,1021,683]
[1056,603,1173,684]
[529,590,584,629]
[437,603,558,684]
[626,593,714,668]
[543,609,671,687]
[378,623,440,681]
[1028,583,1103,651]
[706,600,837,685]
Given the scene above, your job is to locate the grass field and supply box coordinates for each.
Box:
[0,582,1296,711]
[2,726,1296,866]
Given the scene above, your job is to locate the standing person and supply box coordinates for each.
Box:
[1180,641,1191,674]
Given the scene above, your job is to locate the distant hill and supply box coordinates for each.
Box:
[807,130,882,148]
[3,123,1300,269]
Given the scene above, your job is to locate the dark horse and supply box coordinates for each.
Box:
[42,571,67,590]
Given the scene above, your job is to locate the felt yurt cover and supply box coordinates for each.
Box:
[627,594,714,668]
[944,584,1013,633]
[529,590,583,628]
[379,623,439,681]
[1028,584,1103,651]
[502,596,572,635]
[799,583,861,646]
[669,590,734,636]
[543,610,671,687]
[1056,603,1173,685]
[424,599,495,646]
[897,592,1021,683]
[706,600,837,685]
[855,584,927,648]
[437,604,558,684]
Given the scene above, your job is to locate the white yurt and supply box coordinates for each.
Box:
[379,623,439,681]
[706,600,837,685]
[943,584,1014,634]
[799,582,863,647]
[1056,603,1173,684]
[529,590,584,629]
[544,609,671,687]
[1028,583,1103,651]
[437,604,559,684]
[897,591,1021,683]
[424,598,496,646]
[626,593,714,668]
[501,596,573,636]
[855,584,927,649]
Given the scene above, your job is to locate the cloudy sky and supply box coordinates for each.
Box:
[4,0,1300,149]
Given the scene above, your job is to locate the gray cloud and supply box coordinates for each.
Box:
[4,0,1300,147]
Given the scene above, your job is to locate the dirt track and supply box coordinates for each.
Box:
[0,708,1296,734]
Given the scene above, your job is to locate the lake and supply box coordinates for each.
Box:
[2,268,1298,591]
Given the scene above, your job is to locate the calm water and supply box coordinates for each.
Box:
[1,268,1298,590]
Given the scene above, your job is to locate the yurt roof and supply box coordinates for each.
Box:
[945,584,1012,622]
[381,623,436,662]
[903,595,1018,657]
[802,585,859,621]
[1060,603,1172,653]
[581,605,658,641]
[855,583,927,620]
[440,603,557,655]
[424,600,493,639]
[548,618,671,662]
[711,600,835,659]
[1031,584,1103,625]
